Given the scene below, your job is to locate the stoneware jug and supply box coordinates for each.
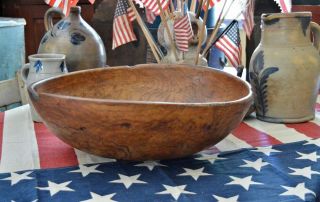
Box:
[249,12,320,123]
[21,53,67,122]
[38,6,106,72]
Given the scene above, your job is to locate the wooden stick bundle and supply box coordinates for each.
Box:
[200,0,236,59]
[156,0,179,61]
[194,0,210,65]
[128,0,164,63]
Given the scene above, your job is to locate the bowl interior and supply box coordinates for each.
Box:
[34,65,250,104]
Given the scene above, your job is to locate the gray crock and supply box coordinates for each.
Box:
[38,6,106,72]
[249,12,320,123]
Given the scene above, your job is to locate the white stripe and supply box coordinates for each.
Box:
[311,110,320,126]
[317,95,320,104]
[63,0,69,14]
[119,17,131,42]
[53,0,63,7]
[214,134,252,152]
[74,149,116,165]
[244,119,310,143]
[0,105,40,173]
[216,42,238,66]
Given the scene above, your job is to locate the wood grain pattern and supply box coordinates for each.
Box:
[29,64,252,160]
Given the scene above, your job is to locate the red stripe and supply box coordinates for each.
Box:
[216,40,240,67]
[0,113,4,161]
[316,103,320,112]
[232,122,282,147]
[285,122,320,139]
[279,0,288,12]
[34,123,78,169]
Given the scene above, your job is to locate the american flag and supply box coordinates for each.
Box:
[112,0,137,49]
[140,0,169,16]
[44,0,95,15]
[145,8,156,24]
[202,0,220,11]
[174,15,193,52]
[274,0,292,13]
[242,0,254,39]
[44,0,78,15]
[215,20,241,67]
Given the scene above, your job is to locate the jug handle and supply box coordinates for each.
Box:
[21,63,30,83]
[44,7,65,31]
[310,21,320,52]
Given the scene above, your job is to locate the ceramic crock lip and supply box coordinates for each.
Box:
[28,53,65,62]
[261,11,312,21]
[29,64,253,107]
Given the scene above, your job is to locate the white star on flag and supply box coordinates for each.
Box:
[296,151,320,162]
[240,158,269,172]
[226,176,263,190]
[69,164,103,177]
[156,184,196,200]
[110,174,147,189]
[289,166,320,179]
[252,146,281,156]
[81,192,117,202]
[304,138,320,147]
[195,154,226,164]
[280,183,315,200]
[178,167,212,181]
[37,181,74,196]
[213,194,239,202]
[1,171,33,186]
[134,161,167,171]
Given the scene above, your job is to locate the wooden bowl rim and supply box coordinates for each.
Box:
[30,64,253,106]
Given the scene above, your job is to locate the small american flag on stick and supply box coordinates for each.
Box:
[140,0,169,16]
[202,0,220,11]
[242,0,254,39]
[45,0,78,15]
[174,15,193,52]
[215,20,241,67]
[44,0,95,15]
[112,0,137,49]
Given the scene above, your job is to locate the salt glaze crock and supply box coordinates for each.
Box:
[38,6,106,72]
[249,12,320,123]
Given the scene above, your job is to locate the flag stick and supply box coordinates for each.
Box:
[176,0,182,12]
[194,0,210,65]
[202,11,242,58]
[195,0,203,18]
[127,0,163,62]
[201,0,238,58]
[200,0,228,58]
[190,0,197,13]
[156,0,179,61]
[169,0,175,13]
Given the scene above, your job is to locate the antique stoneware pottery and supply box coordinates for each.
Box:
[250,12,320,123]
[28,64,252,160]
[21,53,67,122]
[157,12,207,65]
[38,6,106,72]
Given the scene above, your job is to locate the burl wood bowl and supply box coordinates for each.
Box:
[28,64,252,160]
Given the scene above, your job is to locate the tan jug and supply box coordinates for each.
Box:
[38,6,106,72]
[249,12,320,123]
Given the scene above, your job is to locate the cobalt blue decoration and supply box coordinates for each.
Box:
[70,32,86,45]
[34,60,43,73]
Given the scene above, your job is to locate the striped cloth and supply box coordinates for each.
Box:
[0,97,320,173]
[174,15,193,52]
[242,0,254,39]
